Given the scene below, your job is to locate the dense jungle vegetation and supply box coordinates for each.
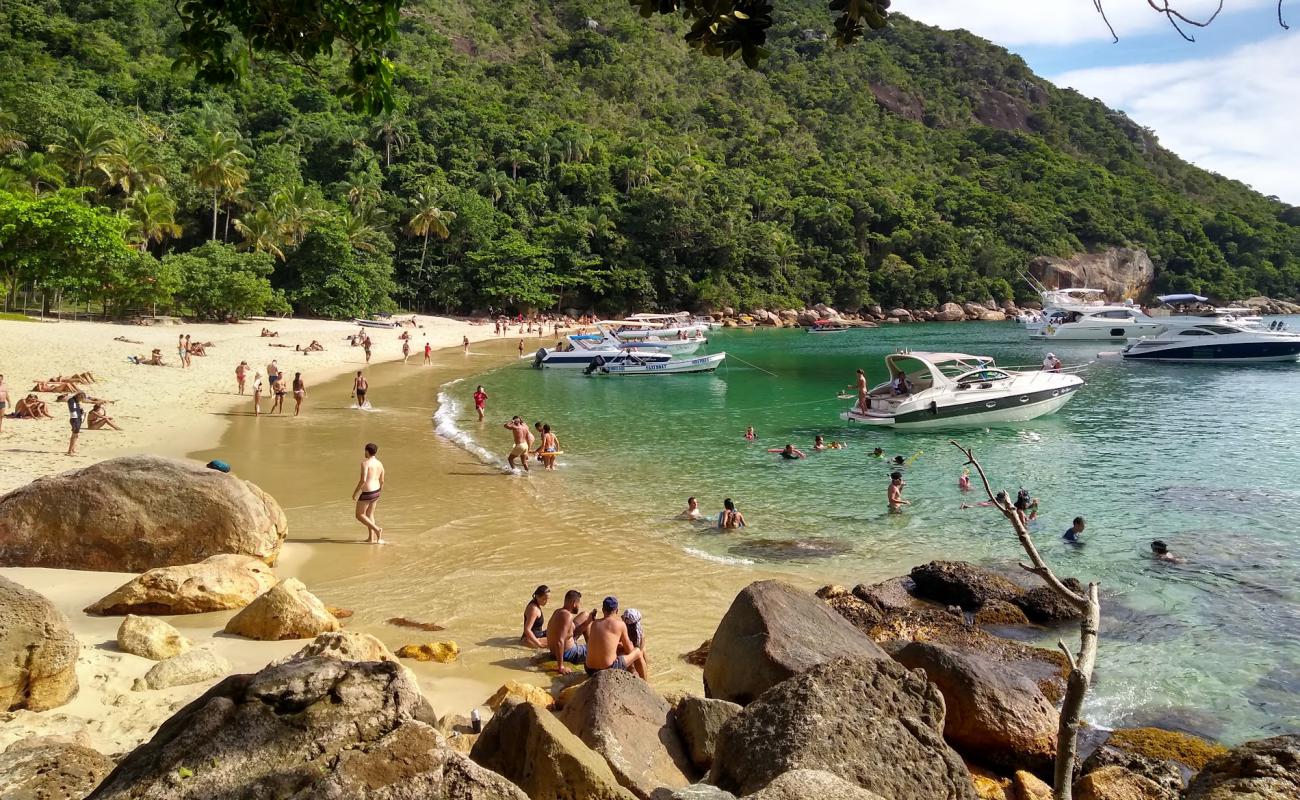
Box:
[1,0,1297,318]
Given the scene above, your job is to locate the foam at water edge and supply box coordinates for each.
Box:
[433,381,513,472]
[682,547,754,566]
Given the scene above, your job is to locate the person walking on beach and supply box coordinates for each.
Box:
[0,375,8,433]
[423,340,432,365]
[62,391,84,455]
[547,589,594,675]
[351,442,385,544]
[521,585,550,649]
[517,339,525,358]
[473,385,488,421]
[362,335,372,363]
[271,373,287,415]
[505,416,531,471]
[888,471,910,513]
[585,596,646,679]
[292,372,306,416]
[252,372,263,416]
[352,371,369,409]
[402,339,411,364]
[235,361,248,394]
[183,334,193,367]
[266,359,281,397]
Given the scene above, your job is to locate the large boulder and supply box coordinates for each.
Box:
[709,657,977,799]
[703,580,888,705]
[909,561,1024,610]
[0,455,287,572]
[136,649,231,691]
[748,769,888,800]
[675,695,741,771]
[1027,247,1155,301]
[0,738,115,800]
[117,614,190,660]
[1079,741,1183,799]
[1073,766,1167,800]
[935,302,967,322]
[558,668,697,797]
[222,577,340,640]
[278,629,402,667]
[979,310,1008,322]
[893,641,1058,774]
[91,657,524,799]
[487,679,555,711]
[471,698,637,800]
[1013,580,1086,624]
[0,576,79,711]
[1182,734,1300,799]
[85,554,277,615]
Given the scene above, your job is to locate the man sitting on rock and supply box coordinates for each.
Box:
[546,589,593,675]
[585,596,646,680]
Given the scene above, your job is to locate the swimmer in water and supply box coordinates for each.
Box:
[679,496,701,520]
[1150,540,1183,564]
[871,447,884,459]
[1015,489,1039,521]
[719,498,746,529]
[744,426,756,440]
[958,470,972,492]
[892,455,906,467]
[769,444,807,460]
[1063,516,1085,544]
[813,435,828,451]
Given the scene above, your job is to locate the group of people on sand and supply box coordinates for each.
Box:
[236,360,308,416]
[503,415,561,472]
[520,586,648,679]
[0,374,118,452]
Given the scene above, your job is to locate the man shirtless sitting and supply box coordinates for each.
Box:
[260,328,279,337]
[585,596,646,680]
[188,342,208,357]
[14,394,52,418]
[546,590,594,675]
[87,403,120,430]
[131,349,164,366]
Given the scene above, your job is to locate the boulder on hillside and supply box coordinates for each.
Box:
[888,308,913,320]
[703,580,888,705]
[0,739,114,800]
[1183,734,1300,799]
[979,310,1008,321]
[223,577,340,641]
[796,310,820,327]
[0,455,287,572]
[1028,247,1154,302]
[963,302,987,319]
[117,615,190,660]
[675,695,740,771]
[749,770,888,800]
[935,302,966,322]
[0,576,79,711]
[92,657,524,800]
[558,668,697,797]
[709,657,976,799]
[1073,765,1168,800]
[893,641,1058,774]
[136,649,231,691]
[909,561,1025,610]
[85,554,277,616]
[471,698,637,800]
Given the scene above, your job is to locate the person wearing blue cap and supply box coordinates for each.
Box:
[585,596,646,680]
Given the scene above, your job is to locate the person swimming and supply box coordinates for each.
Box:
[1150,540,1183,563]
[719,498,746,529]
[769,444,806,460]
[744,426,756,440]
[680,496,701,520]
[871,447,884,459]
[892,455,906,466]
[958,469,972,492]
[1063,516,1085,544]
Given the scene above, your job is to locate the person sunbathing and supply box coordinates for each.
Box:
[114,336,144,344]
[130,349,164,366]
[53,372,96,384]
[14,394,52,418]
[260,328,279,337]
[296,340,325,352]
[87,403,121,430]
[33,380,81,393]
[187,343,208,357]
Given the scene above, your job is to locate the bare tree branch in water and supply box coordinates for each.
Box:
[949,441,1101,800]
[1093,0,1289,41]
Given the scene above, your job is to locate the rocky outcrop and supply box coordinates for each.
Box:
[893,641,1058,774]
[1079,739,1184,799]
[487,679,555,711]
[1183,734,1300,799]
[93,657,524,799]
[675,695,741,771]
[1027,247,1155,302]
[471,698,637,800]
[0,738,115,800]
[909,561,1024,610]
[1073,765,1168,800]
[709,657,976,798]
[222,577,340,640]
[85,554,277,615]
[704,580,887,705]
[1103,726,1228,772]
[853,576,925,613]
[0,455,287,572]
[117,615,190,660]
[974,599,1031,626]
[558,668,696,798]
[748,769,889,800]
[135,649,231,691]
[279,630,402,667]
[1241,296,1300,315]
[1013,770,1053,799]
[396,641,459,662]
[935,302,967,322]
[0,576,79,711]
[1014,581,1085,624]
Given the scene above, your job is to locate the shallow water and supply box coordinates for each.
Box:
[441,321,1300,741]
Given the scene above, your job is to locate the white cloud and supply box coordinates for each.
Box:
[1054,34,1300,204]
[902,0,1273,45]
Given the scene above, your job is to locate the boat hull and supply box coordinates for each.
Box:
[1029,322,1164,341]
[535,350,672,368]
[1122,340,1300,363]
[841,383,1081,429]
[598,353,726,375]
[354,318,398,329]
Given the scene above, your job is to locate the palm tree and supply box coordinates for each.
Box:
[234,208,288,261]
[343,204,389,254]
[191,130,249,241]
[498,148,534,181]
[47,115,118,187]
[11,152,64,194]
[123,189,182,252]
[108,137,167,196]
[269,184,323,246]
[406,187,456,280]
[476,169,510,207]
[0,108,26,155]
[370,114,409,167]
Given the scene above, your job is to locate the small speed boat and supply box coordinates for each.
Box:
[841,351,1083,429]
[1118,321,1300,363]
[354,317,399,329]
[807,319,851,333]
[585,351,726,375]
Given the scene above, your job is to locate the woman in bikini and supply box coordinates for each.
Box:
[292,373,306,416]
[539,424,560,471]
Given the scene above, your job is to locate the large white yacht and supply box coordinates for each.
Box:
[1029,303,1165,341]
[841,352,1084,429]
[1118,321,1300,363]
[532,332,674,369]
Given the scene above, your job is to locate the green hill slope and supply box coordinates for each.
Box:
[1,0,1296,316]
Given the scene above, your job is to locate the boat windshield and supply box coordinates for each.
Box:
[956,369,1011,385]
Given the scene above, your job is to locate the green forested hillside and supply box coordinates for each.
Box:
[1,0,1297,318]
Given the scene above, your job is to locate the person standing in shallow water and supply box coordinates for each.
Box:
[473,385,488,421]
[352,442,385,544]
[352,371,369,408]
[888,471,910,513]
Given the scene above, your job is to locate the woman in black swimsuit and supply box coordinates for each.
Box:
[521,585,550,648]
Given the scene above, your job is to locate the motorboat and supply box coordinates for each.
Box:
[1028,304,1164,341]
[1117,321,1300,363]
[532,333,673,369]
[1153,294,1263,327]
[841,351,1084,429]
[807,319,851,333]
[584,351,727,375]
[354,317,399,329]
[600,318,707,354]
[619,313,712,338]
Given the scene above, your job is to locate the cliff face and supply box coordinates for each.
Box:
[1028,248,1155,301]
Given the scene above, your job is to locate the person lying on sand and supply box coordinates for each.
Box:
[260,328,279,337]
[87,403,121,430]
[295,340,325,352]
[53,372,96,384]
[268,342,293,348]
[14,394,52,418]
[32,380,82,394]
[113,336,144,345]
[129,349,165,366]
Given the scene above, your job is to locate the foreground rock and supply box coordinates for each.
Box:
[675,695,741,771]
[1073,765,1167,800]
[396,641,459,662]
[92,657,525,799]
[559,669,696,797]
[1183,734,1300,799]
[909,561,1023,610]
[135,649,231,691]
[750,769,888,800]
[893,641,1058,774]
[710,657,976,798]
[117,614,191,660]
[704,580,887,704]
[86,554,278,616]
[487,679,555,711]
[471,697,637,800]
[0,738,114,800]
[0,576,79,711]
[0,455,287,572]
[222,577,340,640]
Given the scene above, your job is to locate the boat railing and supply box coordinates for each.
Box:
[1000,362,1094,375]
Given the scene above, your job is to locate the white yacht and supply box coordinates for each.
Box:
[584,351,727,375]
[841,352,1084,429]
[1118,321,1300,363]
[603,318,708,354]
[1154,294,1264,327]
[532,333,673,369]
[1028,303,1165,341]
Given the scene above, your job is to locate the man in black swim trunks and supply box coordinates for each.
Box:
[521,585,550,649]
[353,371,369,408]
[585,596,645,680]
[547,590,593,675]
[64,391,84,456]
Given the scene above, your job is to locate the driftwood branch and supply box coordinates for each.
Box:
[950,441,1100,800]
[1093,0,1289,41]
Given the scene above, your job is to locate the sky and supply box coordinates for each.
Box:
[900,0,1299,205]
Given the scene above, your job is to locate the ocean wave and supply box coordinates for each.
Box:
[682,547,754,566]
[433,382,512,472]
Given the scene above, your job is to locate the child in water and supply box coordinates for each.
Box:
[744,426,756,440]
[958,470,972,492]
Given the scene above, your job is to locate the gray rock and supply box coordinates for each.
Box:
[0,740,114,800]
[0,576,79,711]
[1183,734,1300,800]
[1013,580,1086,624]
[116,614,190,660]
[1079,742,1184,797]
[674,695,740,772]
[136,649,231,691]
[909,561,1024,610]
[749,770,889,800]
[670,784,736,800]
[709,657,976,799]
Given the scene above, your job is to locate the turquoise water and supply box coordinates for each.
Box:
[442,322,1300,742]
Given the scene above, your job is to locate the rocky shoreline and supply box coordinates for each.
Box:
[2,456,1298,799]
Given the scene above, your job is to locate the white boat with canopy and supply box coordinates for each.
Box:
[532,332,674,369]
[584,351,727,375]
